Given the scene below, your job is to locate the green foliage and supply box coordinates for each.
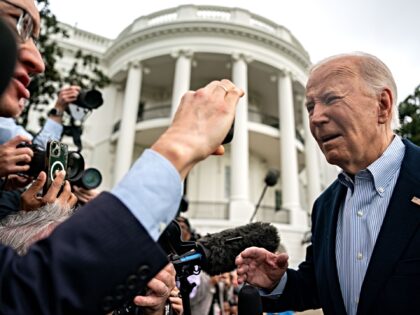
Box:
[398,85,420,145]
[21,0,110,127]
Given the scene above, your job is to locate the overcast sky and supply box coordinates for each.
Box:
[48,0,420,103]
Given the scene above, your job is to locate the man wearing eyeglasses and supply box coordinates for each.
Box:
[0,0,44,118]
[0,1,243,314]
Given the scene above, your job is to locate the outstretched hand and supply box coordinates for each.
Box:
[152,79,244,179]
[235,246,289,291]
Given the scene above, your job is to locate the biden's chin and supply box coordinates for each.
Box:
[323,149,347,169]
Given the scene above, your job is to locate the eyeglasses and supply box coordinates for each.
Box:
[0,0,38,45]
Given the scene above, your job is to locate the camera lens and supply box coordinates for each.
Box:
[78,168,102,190]
[75,89,103,109]
[67,151,85,181]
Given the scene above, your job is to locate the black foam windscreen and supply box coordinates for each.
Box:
[0,17,17,96]
[238,285,263,315]
[264,169,280,187]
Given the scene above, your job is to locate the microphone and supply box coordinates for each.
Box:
[115,222,279,314]
[0,17,17,96]
[160,221,280,276]
[238,285,263,315]
[264,169,280,187]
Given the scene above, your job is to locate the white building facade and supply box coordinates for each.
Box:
[55,5,337,268]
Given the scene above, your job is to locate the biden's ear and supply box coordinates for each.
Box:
[377,88,393,125]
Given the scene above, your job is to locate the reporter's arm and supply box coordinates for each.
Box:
[32,118,63,148]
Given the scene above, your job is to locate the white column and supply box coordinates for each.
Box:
[301,96,321,212]
[114,61,143,184]
[229,54,253,222]
[278,72,306,227]
[171,50,192,116]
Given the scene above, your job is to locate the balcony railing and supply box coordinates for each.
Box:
[137,104,171,122]
[123,5,308,55]
[254,205,290,224]
[188,201,229,220]
[112,105,305,145]
[248,109,279,128]
[186,201,290,224]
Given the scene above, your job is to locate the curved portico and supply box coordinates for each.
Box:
[102,5,321,229]
[54,4,339,269]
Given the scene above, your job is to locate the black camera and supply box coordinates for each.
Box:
[72,89,103,110]
[71,167,102,190]
[17,141,85,182]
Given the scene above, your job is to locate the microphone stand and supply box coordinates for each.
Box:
[178,274,195,315]
[249,169,279,223]
[249,185,268,223]
[171,251,203,315]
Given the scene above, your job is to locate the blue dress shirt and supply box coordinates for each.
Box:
[0,117,63,148]
[111,149,183,241]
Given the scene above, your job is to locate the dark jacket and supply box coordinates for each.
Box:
[0,192,168,314]
[263,139,420,315]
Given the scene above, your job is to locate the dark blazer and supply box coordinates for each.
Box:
[262,139,420,315]
[0,192,169,315]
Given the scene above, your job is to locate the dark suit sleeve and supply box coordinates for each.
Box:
[261,245,320,312]
[0,192,169,315]
[261,200,322,313]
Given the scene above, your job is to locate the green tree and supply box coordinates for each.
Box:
[398,84,420,145]
[20,0,110,128]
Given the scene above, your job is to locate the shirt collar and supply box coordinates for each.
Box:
[338,135,405,196]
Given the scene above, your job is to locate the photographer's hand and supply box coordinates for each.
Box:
[133,263,177,315]
[20,171,77,211]
[2,174,32,191]
[72,186,99,205]
[0,135,33,177]
[49,85,81,123]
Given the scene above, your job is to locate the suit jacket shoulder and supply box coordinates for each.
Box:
[0,192,168,315]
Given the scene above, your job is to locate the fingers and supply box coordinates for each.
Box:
[169,296,183,315]
[5,135,32,147]
[237,246,266,261]
[42,170,66,203]
[20,172,46,211]
[57,180,77,208]
[225,86,244,107]
[25,171,46,196]
[154,264,176,291]
[212,145,225,156]
[57,85,81,108]
[0,136,33,176]
[72,186,99,204]
[133,277,169,308]
[274,252,289,269]
[3,174,32,191]
[133,264,176,308]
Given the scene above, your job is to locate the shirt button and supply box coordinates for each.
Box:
[357,252,363,260]
[378,187,384,193]
[357,210,363,217]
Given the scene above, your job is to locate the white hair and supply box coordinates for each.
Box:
[310,52,400,130]
[0,202,74,255]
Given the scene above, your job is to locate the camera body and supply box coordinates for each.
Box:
[17,141,85,185]
[44,140,69,193]
[17,142,46,178]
